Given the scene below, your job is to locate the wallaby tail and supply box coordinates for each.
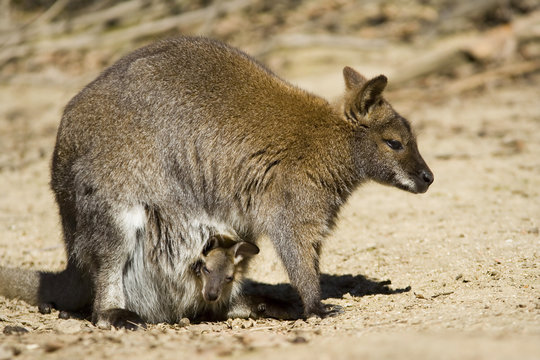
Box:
[0,263,92,311]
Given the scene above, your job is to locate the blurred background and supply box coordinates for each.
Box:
[1,0,538,93]
[1,0,538,171]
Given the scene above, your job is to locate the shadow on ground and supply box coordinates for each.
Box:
[25,273,411,323]
[243,273,411,319]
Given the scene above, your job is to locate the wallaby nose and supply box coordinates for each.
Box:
[420,169,434,185]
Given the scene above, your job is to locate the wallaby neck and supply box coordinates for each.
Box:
[306,110,366,204]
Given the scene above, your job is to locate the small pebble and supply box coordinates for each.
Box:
[53,319,82,334]
[178,318,190,327]
[215,345,233,357]
[38,303,52,314]
[0,345,16,360]
[229,318,243,329]
[58,311,71,320]
[241,319,255,329]
[44,341,64,353]
[3,325,29,335]
[289,336,308,344]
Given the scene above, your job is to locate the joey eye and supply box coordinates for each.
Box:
[202,266,210,274]
[225,276,233,282]
[385,139,403,151]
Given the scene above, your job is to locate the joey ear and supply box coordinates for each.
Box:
[215,234,237,249]
[343,66,367,90]
[191,259,203,275]
[232,242,259,265]
[358,75,387,114]
[203,236,220,256]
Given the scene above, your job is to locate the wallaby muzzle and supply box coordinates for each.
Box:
[412,167,434,193]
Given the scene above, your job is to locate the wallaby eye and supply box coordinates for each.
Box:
[202,266,210,274]
[225,276,233,282]
[385,139,403,151]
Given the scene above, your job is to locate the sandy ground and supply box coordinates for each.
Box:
[0,59,539,359]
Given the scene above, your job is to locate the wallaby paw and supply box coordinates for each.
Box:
[93,309,146,331]
[254,301,298,320]
[322,304,344,317]
[304,303,343,319]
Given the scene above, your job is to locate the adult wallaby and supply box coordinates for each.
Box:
[3,36,433,328]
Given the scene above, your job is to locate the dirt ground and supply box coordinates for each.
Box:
[0,43,539,359]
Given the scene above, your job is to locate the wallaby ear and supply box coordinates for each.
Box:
[358,74,387,114]
[215,234,237,248]
[343,66,367,90]
[191,259,203,276]
[233,242,259,265]
[203,236,220,256]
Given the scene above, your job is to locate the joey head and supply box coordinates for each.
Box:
[192,235,259,303]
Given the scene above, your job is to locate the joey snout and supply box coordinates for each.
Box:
[202,283,222,302]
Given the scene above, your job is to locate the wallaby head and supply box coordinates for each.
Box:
[192,235,259,303]
[340,66,434,194]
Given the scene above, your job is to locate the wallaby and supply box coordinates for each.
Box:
[190,235,296,321]
[189,234,261,321]
[193,235,258,304]
[2,36,433,328]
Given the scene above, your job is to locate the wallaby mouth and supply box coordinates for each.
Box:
[392,168,434,194]
[203,291,220,303]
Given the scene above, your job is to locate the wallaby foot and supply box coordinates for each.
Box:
[254,299,298,320]
[224,294,298,320]
[304,302,343,319]
[325,304,344,316]
[93,309,146,330]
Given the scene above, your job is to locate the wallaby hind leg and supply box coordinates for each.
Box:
[93,308,146,330]
[223,295,296,320]
[92,265,147,330]
[75,199,146,330]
